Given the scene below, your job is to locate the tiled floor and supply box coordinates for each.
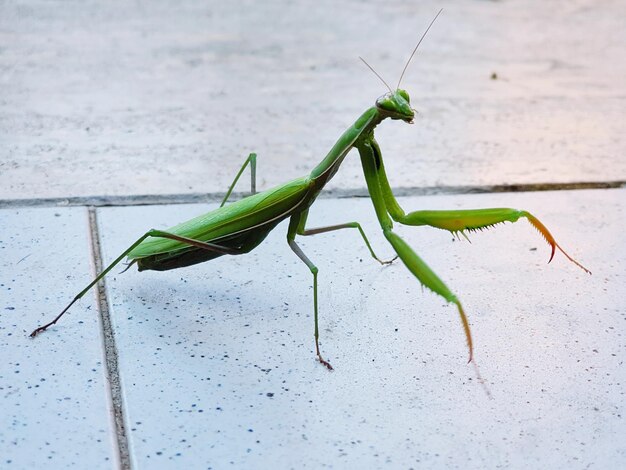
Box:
[1,1,625,468]
[2,190,624,468]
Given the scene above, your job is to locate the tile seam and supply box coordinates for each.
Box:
[88,207,132,470]
[0,181,623,209]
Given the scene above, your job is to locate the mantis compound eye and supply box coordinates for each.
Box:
[376,95,396,112]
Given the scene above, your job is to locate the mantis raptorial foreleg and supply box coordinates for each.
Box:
[220,152,258,207]
[370,140,590,273]
[287,214,333,370]
[390,208,590,271]
[294,208,396,265]
[30,229,240,337]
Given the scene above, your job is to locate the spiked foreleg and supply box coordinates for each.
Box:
[367,140,590,274]
[396,208,589,274]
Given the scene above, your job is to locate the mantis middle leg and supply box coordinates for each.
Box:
[287,213,333,370]
[294,209,397,265]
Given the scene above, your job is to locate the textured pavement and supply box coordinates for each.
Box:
[1,0,625,200]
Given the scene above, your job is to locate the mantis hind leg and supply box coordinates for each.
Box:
[220,152,257,207]
[287,214,333,370]
[397,208,590,274]
[30,229,241,337]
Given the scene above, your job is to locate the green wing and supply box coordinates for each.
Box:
[128,176,313,259]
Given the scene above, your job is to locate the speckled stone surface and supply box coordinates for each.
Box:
[1,0,625,200]
[91,189,623,468]
[0,208,115,468]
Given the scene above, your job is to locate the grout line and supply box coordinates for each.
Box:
[88,208,132,470]
[0,181,623,209]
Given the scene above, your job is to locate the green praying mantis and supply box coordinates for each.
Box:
[30,12,590,372]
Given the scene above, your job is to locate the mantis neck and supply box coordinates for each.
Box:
[309,106,383,187]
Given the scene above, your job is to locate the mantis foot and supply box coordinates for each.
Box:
[30,319,59,337]
[377,255,399,266]
[30,296,80,338]
[318,355,334,370]
[29,326,47,337]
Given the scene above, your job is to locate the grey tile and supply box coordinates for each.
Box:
[97,188,625,468]
[0,208,116,468]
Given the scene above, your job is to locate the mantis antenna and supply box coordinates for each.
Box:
[359,56,393,93]
[397,8,444,90]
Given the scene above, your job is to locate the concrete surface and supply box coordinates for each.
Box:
[1,0,625,200]
[2,189,624,468]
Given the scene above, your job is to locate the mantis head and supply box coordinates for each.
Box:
[361,9,443,125]
[375,89,415,123]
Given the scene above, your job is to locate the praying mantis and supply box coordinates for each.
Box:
[30,11,590,372]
